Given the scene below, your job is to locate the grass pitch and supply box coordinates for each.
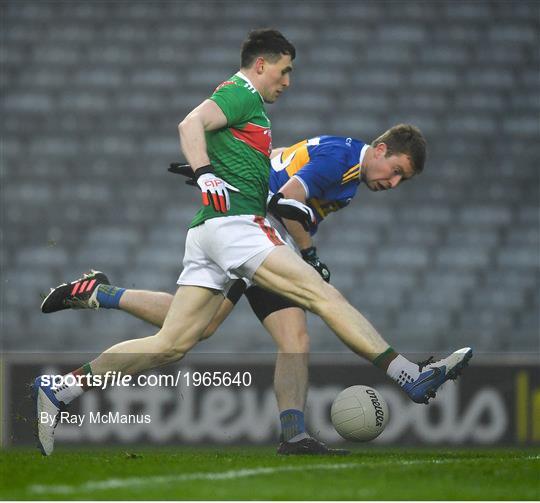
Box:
[1,446,539,500]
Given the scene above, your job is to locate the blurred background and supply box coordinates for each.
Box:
[2,0,539,355]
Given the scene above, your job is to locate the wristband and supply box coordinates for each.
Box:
[193,164,215,180]
[301,246,317,260]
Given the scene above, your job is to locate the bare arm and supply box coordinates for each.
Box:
[178,99,227,172]
[278,176,313,250]
[278,177,330,281]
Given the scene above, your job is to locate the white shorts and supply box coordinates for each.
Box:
[239,214,299,291]
[267,213,299,254]
[177,215,285,292]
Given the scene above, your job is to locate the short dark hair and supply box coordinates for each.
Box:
[371,124,427,174]
[240,29,296,69]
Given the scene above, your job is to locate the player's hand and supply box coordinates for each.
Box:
[194,165,239,213]
[301,246,330,282]
[267,192,315,232]
[168,162,196,185]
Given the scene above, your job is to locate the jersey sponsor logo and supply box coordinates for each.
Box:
[214,80,235,93]
[231,122,272,157]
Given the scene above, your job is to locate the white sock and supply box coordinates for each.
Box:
[52,374,85,404]
[387,355,420,387]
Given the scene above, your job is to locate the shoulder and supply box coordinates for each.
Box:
[310,137,351,164]
[212,76,259,102]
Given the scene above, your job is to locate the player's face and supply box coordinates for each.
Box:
[259,54,293,103]
[362,144,415,191]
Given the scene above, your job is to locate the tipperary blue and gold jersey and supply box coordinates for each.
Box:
[269,136,368,234]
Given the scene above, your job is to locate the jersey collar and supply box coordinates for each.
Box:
[235,71,264,102]
[358,144,369,182]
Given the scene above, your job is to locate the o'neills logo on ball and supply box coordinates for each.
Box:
[366,389,385,427]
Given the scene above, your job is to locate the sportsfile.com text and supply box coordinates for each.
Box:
[38,371,253,390]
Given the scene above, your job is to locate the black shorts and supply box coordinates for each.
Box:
[225,279,301,322]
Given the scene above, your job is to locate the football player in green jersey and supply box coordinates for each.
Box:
[35,29,472,457]
[41,126,424,455]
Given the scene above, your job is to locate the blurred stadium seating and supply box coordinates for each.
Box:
[1,0,538,355]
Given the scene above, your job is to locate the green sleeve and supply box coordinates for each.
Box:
[210,83,258,127]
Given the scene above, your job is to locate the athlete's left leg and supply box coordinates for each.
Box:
[263,306,349,454]
[91,285,224,375]
[41,274,241,337]
[244,285,348,454]
[34,285,224,455]
[118,289,174,328]
[118,288,236,341]
[253,245,473,405]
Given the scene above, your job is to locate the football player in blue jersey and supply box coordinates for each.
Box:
[41,124,471,454]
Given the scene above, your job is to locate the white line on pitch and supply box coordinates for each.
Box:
[28,463,361,495]
[27,455,540,495]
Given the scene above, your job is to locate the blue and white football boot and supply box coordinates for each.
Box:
[403,347,473,404]
[33,376,65,456]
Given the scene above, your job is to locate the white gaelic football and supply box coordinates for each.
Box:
[331,385,389,441]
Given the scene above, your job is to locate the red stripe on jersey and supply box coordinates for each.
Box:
[231,123,272,157]
[254,216,283,246]
[214,81,235,93]
[71,282,81,295]
[85,279,96,292]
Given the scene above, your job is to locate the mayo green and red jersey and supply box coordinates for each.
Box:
[190,72,272,228]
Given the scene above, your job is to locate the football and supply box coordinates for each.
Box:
[331,385,389,441]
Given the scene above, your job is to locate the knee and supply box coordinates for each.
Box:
[276,328,310,354]
[154,333,198,364]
